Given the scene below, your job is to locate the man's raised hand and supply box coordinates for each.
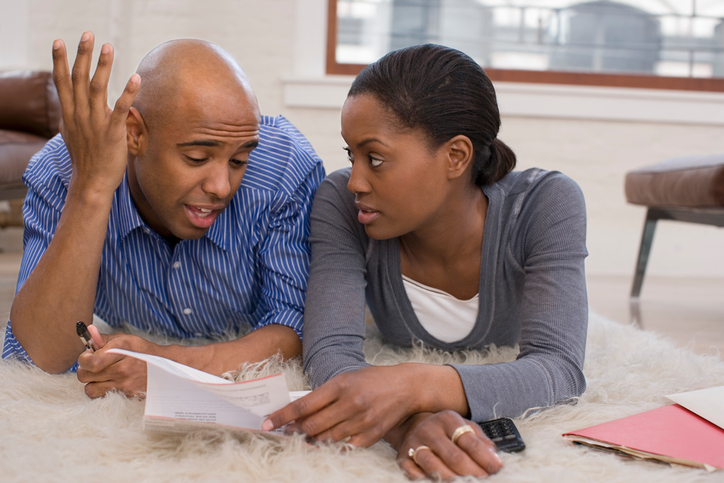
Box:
[52,31,140,198]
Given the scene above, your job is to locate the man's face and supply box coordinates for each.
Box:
[127,83,260,241]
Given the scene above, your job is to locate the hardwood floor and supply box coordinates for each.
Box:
[587,274,724,359]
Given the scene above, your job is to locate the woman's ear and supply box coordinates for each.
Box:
[126,107,146,155]
[445,135,474,180]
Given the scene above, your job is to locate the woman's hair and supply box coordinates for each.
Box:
[348,44,516,186]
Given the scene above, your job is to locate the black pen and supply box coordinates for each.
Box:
[76,321,98,353]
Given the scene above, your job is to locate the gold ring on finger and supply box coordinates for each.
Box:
[408,445,431,465]
[451,424,475,445]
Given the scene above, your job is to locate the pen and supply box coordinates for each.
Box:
[76,321,98,353]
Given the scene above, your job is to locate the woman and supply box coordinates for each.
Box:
[263,44,588,479]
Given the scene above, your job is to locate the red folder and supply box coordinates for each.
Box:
[563,404,724,471]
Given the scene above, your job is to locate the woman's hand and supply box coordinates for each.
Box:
[263,365,426,447]
[397,410,502,481]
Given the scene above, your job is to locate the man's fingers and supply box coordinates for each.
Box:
[77,349,124,374]
[86,324,106,350]
[88,43,114,116]
[71,31,95,117]
[52,34,137,132]
[109,73,140,128]
[84,381,117,399]
[52,40,74,120]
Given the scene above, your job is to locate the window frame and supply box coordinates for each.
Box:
[325,0,724,92]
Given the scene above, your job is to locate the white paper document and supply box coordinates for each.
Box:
[666,385,724,430]
[108,348,309,434]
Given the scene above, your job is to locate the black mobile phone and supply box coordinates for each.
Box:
[478,417,526,453]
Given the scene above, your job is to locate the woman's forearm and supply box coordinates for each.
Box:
[397,362,470,417]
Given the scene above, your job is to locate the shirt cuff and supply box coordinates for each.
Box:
[2,320,34,364]
[2,320,78,372]
[255,309,304,341]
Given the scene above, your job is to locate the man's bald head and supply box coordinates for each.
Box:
[132,39,257,132]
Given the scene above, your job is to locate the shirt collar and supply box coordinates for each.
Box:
[115,175,146,241]
[204,204,231,251]
[113,175,232,251]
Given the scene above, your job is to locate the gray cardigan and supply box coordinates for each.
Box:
[302,167,588,422]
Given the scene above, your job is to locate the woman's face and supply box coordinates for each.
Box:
[341,94,453,240]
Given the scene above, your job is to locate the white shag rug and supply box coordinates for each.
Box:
[1,312,723,483]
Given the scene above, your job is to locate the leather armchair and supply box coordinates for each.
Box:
[0,70,61,227]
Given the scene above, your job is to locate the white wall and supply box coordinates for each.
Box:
[2,0,724,279]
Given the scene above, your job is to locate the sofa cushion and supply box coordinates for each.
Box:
[0,71,61,139]
[0,130,47,190]
[625,154,724,208]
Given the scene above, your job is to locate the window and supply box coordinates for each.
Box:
[326,0,724,91]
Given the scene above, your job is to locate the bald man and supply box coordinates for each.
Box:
[3,32,325,398]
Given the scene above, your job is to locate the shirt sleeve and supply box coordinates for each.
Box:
[302,170,373,388]
[3,181,66,364]
[452,173,589,421]
[252,152,326,340]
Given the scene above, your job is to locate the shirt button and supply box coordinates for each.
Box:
[143,227,150,234]
[194,332,203,337]
[173,262,182,269]
[183,308,192,315]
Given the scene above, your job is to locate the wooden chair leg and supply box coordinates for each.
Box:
[630,209,658,299]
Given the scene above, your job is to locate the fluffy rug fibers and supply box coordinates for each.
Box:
[1,312,723,483]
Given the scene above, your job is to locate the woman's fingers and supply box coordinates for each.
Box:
[345,426,387,448]
[300,394,385,445]
[396,457,426,480]
[408,443,470,481]
[457,423,503,474]
[265,367,419,449]
[263,385,338,431]
[397,412,503,480]
[427,434,493,478]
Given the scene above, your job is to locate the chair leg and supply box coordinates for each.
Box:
[630,210,658,299]
[629,297,642,328]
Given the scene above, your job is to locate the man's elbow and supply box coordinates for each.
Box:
[262,324,302,360]
[6,328,77,374]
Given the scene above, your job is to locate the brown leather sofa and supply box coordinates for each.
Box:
[0,70,61,227]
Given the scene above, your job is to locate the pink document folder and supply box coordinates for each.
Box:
[563,404,724,471]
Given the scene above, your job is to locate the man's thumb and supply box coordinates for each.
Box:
[87,324,107,349]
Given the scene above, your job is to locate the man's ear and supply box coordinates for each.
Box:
[445,135,474,180]
[126,107,147,155]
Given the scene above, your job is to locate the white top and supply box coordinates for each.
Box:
[402,275,478,343]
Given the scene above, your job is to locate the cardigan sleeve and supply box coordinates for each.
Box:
[452,172,589,421]
[302,169,372,388]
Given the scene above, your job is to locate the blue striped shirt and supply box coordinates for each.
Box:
[3,115,325,366]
